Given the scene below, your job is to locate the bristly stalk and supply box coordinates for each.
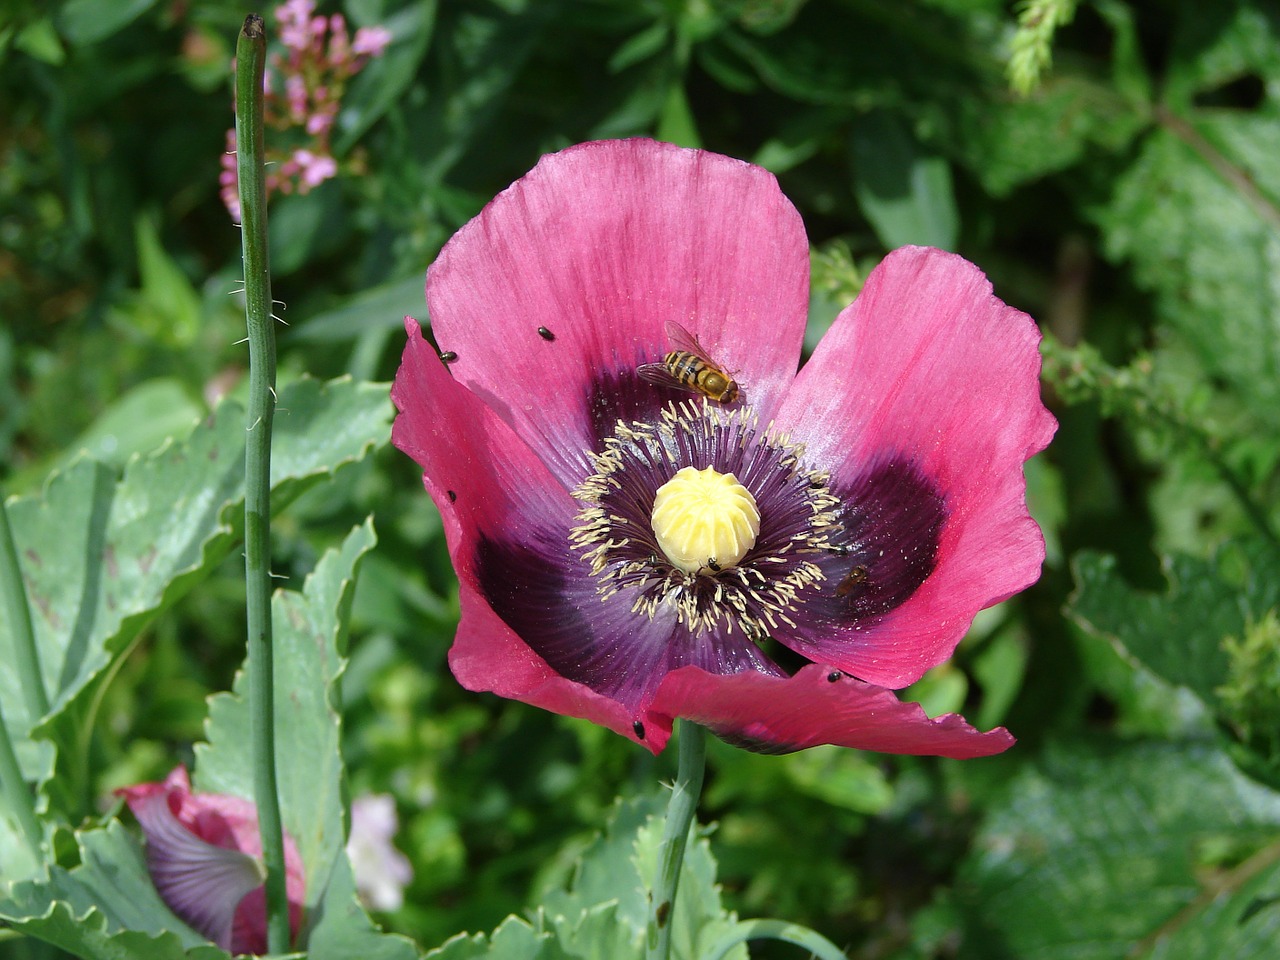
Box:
[235,13,290,954]
[645,719,707,960]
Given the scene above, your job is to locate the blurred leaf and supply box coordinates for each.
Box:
[1068,542,1280,706]
[291,274,426,342]
[850,110,958,250]
[950,74,1144,196]
[958,741,1280,960]
[335,2,439,155]
[655,83,702,149]
[0,819,228,958]
[0,378,391,817]
[56,0,157,46]
[14,18,66,65]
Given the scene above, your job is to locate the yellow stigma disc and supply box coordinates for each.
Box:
[651,466,760,574]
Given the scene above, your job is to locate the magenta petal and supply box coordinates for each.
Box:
[117,767,306,955]
[651,664,1014,758]
[426,139,810,485]
[776,247,1056,687]
[120,777,266,950]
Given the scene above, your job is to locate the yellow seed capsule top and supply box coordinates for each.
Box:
[651,466,760,574]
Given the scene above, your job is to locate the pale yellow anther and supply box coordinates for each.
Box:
[651,466,760,574]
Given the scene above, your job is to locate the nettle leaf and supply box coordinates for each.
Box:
[536,793,744,960]
[1068,542,1280,705]
[957,741,1280,960]
[0,819,228,959]
[193,521,417,960]
[1096,3,1280,429]
[0,377,391,818]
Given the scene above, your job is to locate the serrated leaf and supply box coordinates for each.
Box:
[957,741,1280,960]
[631,810,744,960]
[0,819,228,959]
[535,792,744,960]
[1067,542,1280,705]
[193,521,415,959]
[425,916,556,959]
[0,377,390,818]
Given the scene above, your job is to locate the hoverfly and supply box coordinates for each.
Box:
[834,564,868,598]
[637,320,739,403]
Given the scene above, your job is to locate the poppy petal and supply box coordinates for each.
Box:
[651,663,1014,758]
[425,138,810,486]
[777,247,1055,687]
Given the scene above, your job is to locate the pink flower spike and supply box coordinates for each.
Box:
[117,767,305,955]
[352,25,393,58]
[392,139,1055,758]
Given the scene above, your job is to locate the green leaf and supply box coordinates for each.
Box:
[1067,542,1280,705]
[334,2,438,155]
[1097,115,1280,426]
[0,819,228,959]
[958,741,1280,960]
[291,274,426,343]
[195,521,417,960]
[536,793,743,960]
[850,110,958,250]
[0,378,391,817]
[425,916,556,960]
[56,0,157,46]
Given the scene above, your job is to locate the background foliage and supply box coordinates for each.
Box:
[3,0,1280,957]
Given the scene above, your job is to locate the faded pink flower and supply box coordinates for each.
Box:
[346,794,413,911]
[392,139,1055,757]
[117,767,305,954]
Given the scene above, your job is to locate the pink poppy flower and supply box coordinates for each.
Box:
[391,139,1055,758]
[117,766,305,954]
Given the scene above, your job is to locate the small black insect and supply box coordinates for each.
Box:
[827,671,842,683]
[829,544,851,557]
[537,326,555,341]
[705,557,722,573]
[633,720,646,739]
[446,490,457,503]
[439,351,458,363]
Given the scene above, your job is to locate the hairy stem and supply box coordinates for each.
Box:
[235,14,290,954]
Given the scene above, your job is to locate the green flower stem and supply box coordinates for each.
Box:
[0,688,43,860]
[645,719,708,960]
[1,494,50,725]
[235,14,290,955]
[701,919,848,960]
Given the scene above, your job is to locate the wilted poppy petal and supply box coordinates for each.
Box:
[651,664,1014,758]
[425,139,810,486]
[776,247,1056,687]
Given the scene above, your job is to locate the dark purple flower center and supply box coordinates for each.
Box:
[570,399,839,640]
[474,386,947,704]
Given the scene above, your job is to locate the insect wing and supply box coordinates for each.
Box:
[664,320,715,363]
[637,361,694,393]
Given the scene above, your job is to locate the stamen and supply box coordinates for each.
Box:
[569,399,842,639]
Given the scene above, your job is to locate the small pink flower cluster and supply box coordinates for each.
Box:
[220,0,392,220]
